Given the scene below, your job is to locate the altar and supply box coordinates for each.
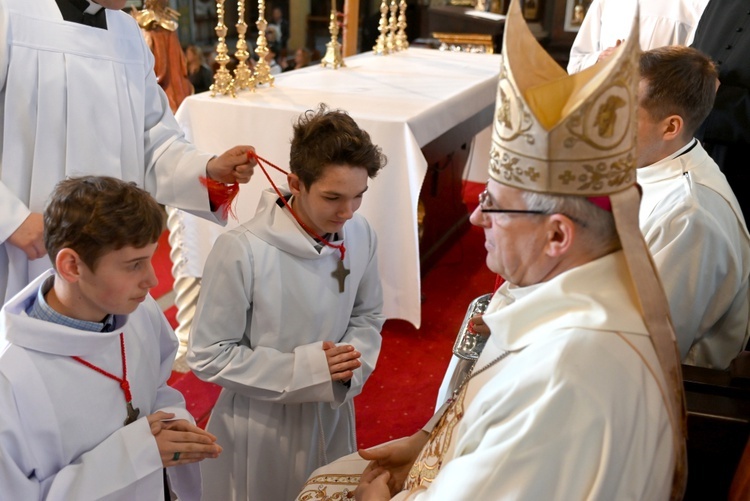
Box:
[169,48,501,328]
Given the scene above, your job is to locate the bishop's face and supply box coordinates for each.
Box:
[469,180,552,286]
[289,164,369,236]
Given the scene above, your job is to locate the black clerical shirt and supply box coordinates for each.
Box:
[55,0,108,29]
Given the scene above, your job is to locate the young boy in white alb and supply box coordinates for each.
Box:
[188,104,387,500]
[0,176,222,500]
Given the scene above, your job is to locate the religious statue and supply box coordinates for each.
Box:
[132,0,193,112]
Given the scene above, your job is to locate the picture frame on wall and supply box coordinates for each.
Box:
[563,0,591,32]
[522,0,542,21]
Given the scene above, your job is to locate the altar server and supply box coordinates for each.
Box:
[0,176,221,500]
[0,0,256,307]
[188,104,386,500]
[636,46,750,369]
[297,2,687,499]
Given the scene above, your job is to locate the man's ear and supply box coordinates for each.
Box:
[663,114,684,142]
[544,214,576,258]
[55,248,84,283]
[288,173,302,197]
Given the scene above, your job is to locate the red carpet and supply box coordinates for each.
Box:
[157,181,496,448]
[151,230,174,299]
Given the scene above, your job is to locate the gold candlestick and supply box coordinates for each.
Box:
[234,0,255,91]
[386,0,398,53]
[251,0,274,87]
[395,0,409,51]
[211,0,235,97]
[321,3,345,69]
[373,0,389,55]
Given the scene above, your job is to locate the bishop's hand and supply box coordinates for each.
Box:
[358,431,430,496]
[355,468,391,501]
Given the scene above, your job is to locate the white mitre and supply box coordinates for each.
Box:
[490,5,637,196]
[491,1,687,499]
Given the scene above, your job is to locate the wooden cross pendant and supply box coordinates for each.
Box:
[332,260,350,293]
[124,401,141,426]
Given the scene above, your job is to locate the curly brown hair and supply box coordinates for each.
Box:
[289,103,386,188]
[44,176,164,271]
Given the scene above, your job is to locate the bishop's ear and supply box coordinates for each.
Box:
[544,214,577,258]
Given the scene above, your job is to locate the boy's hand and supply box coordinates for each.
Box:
[206,145,257,184]
[147,411,222,467]
[323,341,361,383]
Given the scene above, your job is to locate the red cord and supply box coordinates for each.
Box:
[72,333,133,403]
[200,177,240,220]
[247,151,346,261]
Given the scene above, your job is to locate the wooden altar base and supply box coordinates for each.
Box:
[417,103,493,272]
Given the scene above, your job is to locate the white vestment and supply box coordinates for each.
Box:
[638,140,750,369]
[0,0,218,305]
[0,271,202,500]
[567,0,709,73]
[187,187,385,501]
[299,252,675,500]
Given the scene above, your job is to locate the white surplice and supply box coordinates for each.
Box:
[567,0,709,74]
[299,252,675,500]
[0,0,217,305]
[638,140,750,369]
[187,187,385,501]
[0,271,202,500]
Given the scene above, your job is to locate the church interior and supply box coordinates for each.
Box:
[2,0,750,499]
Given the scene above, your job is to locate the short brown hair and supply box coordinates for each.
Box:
[44,176,164,270]
[289,103,386,188]
[639,46,717,136]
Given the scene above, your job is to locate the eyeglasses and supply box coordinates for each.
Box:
[478,185,589,228]
[478,187,547,215]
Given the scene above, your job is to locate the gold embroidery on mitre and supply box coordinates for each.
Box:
[403,384,468,491]
[298,474,360,501]
[494,68,536,145]
[488,0,639,197]
[594,95,627,138]
[563,55,637,152]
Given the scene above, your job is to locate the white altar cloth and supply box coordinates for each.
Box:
[170,48,501,327]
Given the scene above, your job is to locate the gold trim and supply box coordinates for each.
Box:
[432,32,494,54]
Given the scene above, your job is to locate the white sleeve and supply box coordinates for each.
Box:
[0,182,31,244]
[642,192,747,367]
[136,29,221,224]
[0,382,163,501]
[399,335,672,500]
[0,2,30,244]
[567,0,604,74]
[147,300,203,501]
[187,231,335,404]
